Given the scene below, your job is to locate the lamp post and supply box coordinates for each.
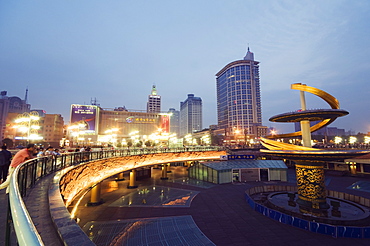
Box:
[68,123,87,147]
[14,111,42,145]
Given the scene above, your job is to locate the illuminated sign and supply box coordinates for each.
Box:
[126,116,134,123]
[70,105,98,133]
[126,116,156,124]
[220,155,255,160]
[160,114,170,133]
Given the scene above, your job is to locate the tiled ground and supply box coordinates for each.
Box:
[108,186,199,207]
[83,216,215,246]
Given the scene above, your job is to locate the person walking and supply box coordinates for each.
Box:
[0,144,35,193]
[0,145,12,184]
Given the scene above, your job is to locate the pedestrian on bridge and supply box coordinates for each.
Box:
[0,145,12,184]
[0,144,35,194]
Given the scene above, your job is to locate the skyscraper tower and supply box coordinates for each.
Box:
[180,94,202,137]
[168,108,180,136]
[146,85,161,113]
[216,47,263,138]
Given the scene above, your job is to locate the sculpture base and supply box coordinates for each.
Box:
[266,191,370,225]
[296,198,329,217]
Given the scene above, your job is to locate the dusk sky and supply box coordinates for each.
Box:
[1,1,370,134]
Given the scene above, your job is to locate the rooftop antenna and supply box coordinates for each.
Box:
[25,87,28,103]
[91,97,100,106]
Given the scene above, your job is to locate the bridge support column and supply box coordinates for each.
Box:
[349,162,357,175]
[116,172,125,181]
[127,169,138,189]
[161,164,168,180]
[166,163,172,173]
[87,182,103,206]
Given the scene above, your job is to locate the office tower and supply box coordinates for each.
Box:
[180,94,202,137]
[216,47,264,138]
[168,108,180,136]
[146,85,161,113]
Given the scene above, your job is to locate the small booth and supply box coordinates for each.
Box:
[188,159,287,184]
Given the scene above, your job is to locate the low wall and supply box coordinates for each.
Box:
[60,151,226,206]
[48,150,226,245]
[245,185,370,238]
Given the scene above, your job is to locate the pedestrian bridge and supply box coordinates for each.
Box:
[7,147,226,246]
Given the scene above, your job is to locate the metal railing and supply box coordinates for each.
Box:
[6,146,224,245]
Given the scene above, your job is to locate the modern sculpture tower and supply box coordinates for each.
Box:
[260,83,368,216]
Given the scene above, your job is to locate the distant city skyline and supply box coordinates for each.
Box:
[1,1,370,134]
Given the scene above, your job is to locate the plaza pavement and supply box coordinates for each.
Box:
[2,166,370,245]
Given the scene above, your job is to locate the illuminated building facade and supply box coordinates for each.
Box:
[69,104,170,146]
[41,114,64,147]
[180,94,202,137]
[146,85,161,113]
[4,111,64,147]
[216,47,264,138]
[0,90,30,143]
[99,110,165,137]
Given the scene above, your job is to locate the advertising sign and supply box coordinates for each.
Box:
[160,114,170,133]
[221,155,256,160]
[70,105,98,133]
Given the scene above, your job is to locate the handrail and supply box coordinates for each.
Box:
[9,163,44,246]
[6,146,225,245]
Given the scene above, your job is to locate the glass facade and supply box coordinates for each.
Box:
[216,49,262,135]
[180,94,202,137]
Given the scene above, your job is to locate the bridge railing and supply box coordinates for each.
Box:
[6,146,224,246]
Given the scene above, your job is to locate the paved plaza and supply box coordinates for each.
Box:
[3,166,370,245]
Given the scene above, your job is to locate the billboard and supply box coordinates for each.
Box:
[70,105,98,134]
[160,114,170,133]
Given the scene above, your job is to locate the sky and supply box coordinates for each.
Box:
[1,0,370,134]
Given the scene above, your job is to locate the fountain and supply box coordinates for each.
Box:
[260,83,370,220]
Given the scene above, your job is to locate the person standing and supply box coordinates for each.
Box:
[0,145,12,184]
[44,146,55,156]
[37,147,45,157]
[0,144,35,193]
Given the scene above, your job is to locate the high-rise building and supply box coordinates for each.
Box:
[216,47,267,140]
[168,108,180,136]
[0,90,30,143]
[180,94,202,137]
[146,85,161,113]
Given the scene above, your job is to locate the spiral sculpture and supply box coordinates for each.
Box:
[260,83,349,150]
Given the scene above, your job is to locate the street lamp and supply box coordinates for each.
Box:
[334,136,342,145]
[14,111,42,144]
[68,123,88,147]
[105,128,119,147]
[349,136,357,145]
[365,136,370,144]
